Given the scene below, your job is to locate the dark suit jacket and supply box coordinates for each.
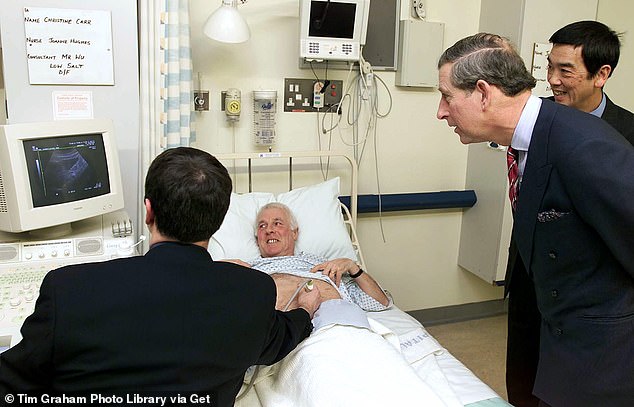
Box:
[601,94,634,146]
[544,94,634,146]
[0,242,312,406]
[505,94,634,298]
[510,99,634,406]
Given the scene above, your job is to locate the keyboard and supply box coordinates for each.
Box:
[0,263,63,331]
[0,211,138,351]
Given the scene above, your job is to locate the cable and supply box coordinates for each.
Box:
[309,62,336,180]
[283,279,314,311]
[320,102,343,134]
[232,124,237,186]
[235,279,314,401]
[130,235,146,249]
[117,235,146,256]
[310,49,391,242]
[324,51,391,242]
[372,74,393,118]
[316,106,332,181]
[309,60,320,83]
[372,117,387,243]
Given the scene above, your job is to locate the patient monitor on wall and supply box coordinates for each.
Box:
[299,0,370,62]
[0,119,124,236]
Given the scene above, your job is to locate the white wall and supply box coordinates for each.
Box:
[0,52,6,124]
[190,0,501,311]
[598,0,634,111]
[0,0,140,226]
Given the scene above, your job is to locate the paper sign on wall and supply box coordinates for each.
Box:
[23,7,114,85]
[531,42,552,97]
[52,91,94,119]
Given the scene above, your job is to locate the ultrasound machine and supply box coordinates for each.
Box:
[0,119,136,352]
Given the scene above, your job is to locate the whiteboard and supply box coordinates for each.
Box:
[23,7,114,85]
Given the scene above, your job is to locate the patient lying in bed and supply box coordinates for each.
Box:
[228,203,462,407]
[231,202,392,314]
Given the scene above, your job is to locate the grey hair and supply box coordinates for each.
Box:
[438,32,536,96]
[255,202,299,232]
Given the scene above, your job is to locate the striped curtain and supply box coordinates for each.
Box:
[161,0,196,147]
[137,0,195,252]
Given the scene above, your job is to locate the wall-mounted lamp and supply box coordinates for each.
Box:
[203,0,251,44]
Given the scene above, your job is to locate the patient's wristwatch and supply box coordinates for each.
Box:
[349,267,364,279]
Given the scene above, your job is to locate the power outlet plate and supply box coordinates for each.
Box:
[283,78,343,112]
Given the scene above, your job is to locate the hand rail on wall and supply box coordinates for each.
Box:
[339,190,477,213]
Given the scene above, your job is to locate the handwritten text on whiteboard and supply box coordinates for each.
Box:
[23,7,114,85]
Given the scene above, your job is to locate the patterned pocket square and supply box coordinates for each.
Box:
[537,209,570,223]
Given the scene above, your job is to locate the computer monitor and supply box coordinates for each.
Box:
[299,0,370,62]
[0,119,124,236]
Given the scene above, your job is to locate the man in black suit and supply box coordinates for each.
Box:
[505,20,634,407]
[436,33,634,407]
[0,147,321,406]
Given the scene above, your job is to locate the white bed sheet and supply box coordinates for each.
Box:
[235,305,509,407]
[368,306,506,406]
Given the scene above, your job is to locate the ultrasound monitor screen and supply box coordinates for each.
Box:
[22,133,111,208]
[309,1,356,39]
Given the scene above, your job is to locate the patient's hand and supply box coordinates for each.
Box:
[310,258,358,286]
[296,285,322,318]
[221,259,252,267]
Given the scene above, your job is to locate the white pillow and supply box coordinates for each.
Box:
[208,177,358,263]
[276,177,358,261]
[208,192,273,261]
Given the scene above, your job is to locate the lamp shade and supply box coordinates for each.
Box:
[203,1,250,44]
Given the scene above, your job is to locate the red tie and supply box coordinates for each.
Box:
[507,147,520,212]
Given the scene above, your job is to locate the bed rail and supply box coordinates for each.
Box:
[213,151,366,268]
[214,151,358,224]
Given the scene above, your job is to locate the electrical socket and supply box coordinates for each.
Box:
[283,78,343,112]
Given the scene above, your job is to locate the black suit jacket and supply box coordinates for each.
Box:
[508,99,634,406]
[0,242,312,406]
[543,94,634,146]
[601,94,634,146]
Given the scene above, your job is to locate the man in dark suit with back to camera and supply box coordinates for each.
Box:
[436,33,634,407]
[0,147,321,406]
[505,20,634,407]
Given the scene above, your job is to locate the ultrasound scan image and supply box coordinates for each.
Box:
[45,148,95,195]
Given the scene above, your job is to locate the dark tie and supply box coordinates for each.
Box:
[507,147,520,212]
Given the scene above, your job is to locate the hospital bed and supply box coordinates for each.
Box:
[210,151,511,407]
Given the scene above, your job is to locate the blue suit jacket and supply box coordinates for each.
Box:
[512,99,634,406]
[0,242,312,406]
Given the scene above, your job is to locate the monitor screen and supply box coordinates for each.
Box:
[23,133,110,208]
[299,0,369,62]
[309,1,356,39]
[0,119,124,234]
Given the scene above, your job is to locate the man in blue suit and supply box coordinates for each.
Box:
[506,20,634,407]
[436,33,634,407]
